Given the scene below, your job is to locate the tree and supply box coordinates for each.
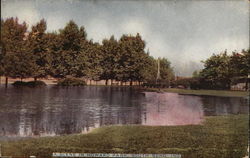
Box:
[158,57,174,86]
[100,36,120,85]
[1,17,34,83]
[117,33,146,85]
[84,41,103,84]
[229,49,250,77]
[51,20,88,78]
[140,55,157,84]
[27,19,49,80]
[0,44,4,76]
[199,51,231,89]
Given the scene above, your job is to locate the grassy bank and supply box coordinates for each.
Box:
[142,88,249,97]
[1,115,248,158]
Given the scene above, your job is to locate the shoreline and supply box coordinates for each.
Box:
[140,87,249,98]
[1,115,248,158]
[0,76,248,97]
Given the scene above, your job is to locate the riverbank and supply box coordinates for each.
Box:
[1,115,248,158]
[141,88,249,97]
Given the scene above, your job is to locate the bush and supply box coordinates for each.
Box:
[27,81,47,87]
[57,77,86,86]
[12,81,46,87]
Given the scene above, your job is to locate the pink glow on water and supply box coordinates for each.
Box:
[142,92,204,126]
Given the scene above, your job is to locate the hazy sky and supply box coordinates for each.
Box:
[1,0,249,76]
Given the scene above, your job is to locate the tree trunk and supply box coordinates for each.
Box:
[139,81,141,87]
[0,76,1,85]
[130,80,132,86]
[111,79,113,86]
[95,80,98,85]
[34,77,37,81]
[120,81,123,86]
[5,77,8,87]
[105,80,108,86]
[246,78,249,91]
[89,80,92,85]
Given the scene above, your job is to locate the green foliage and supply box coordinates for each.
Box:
[0,17,174,85]
[27,19,50,79]
[84,41,103,81]
[229,49,250,77]
[1,115,248,158]
[158,58,174,85]
[200,51,231,89]
[140,55,157,83]
[57,77,86,86]
[51,21,88,78]
[117,33,147,83]
[12,81,46,87]
[100,36,120,83]
[1,17,35,79]
[197,49,250,90]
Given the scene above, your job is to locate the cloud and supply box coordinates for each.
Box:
[1,0,41,29]
[86,19,111,42]
[121,18,149,37]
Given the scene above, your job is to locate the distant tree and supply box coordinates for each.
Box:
[158,57,174,86]
[192,70,200,78]
[140,55,157,84]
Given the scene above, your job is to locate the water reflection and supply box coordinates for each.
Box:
[143,92,204,125]
[0,86,248,138]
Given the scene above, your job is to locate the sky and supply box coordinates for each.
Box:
[1,0,249,76]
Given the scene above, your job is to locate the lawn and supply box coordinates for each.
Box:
[142,88,249,97]
[1,115,249,158]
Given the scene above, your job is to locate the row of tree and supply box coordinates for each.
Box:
[0,17,174,86]
[191,50,250,90]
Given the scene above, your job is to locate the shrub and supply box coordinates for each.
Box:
[12,81,27,86]
[27,81,47,87]
[57,77,86,86]
[12,81,46,87]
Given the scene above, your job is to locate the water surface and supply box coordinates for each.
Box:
[0,86,248,139]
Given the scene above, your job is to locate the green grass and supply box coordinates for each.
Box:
[142,88,249,97]
[1,115,248,158]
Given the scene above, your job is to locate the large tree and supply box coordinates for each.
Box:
[199,51,231,89]
[1,17,34,82]
[84,41,103,84]
[27,19,49,80]
[117,33,146,85]
[229,49,250,78]
[51,20,88,78]
[100,36,120,85]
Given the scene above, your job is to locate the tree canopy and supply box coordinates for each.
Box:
[0,17,175,85]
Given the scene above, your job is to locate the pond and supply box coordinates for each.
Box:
[0,86,248,139]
